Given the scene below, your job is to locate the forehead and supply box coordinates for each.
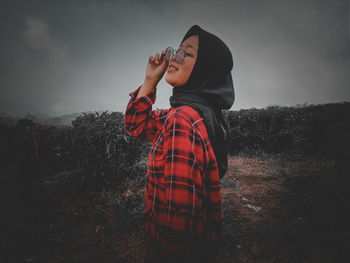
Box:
[180,34,199,50]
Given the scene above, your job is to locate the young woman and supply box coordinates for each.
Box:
[124,25,235,263]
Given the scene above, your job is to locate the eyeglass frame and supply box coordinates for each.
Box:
[166,46,198,64]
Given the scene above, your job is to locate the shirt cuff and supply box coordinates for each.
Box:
[128,84,157,111]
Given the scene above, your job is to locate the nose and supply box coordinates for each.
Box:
[168,51,177,64]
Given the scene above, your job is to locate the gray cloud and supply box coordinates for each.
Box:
[0,0,349,117]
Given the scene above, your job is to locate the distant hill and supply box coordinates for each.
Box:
[263,102,309,109]
[0,110,107,126]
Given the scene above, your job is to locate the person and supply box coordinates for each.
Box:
[124,24,235,263]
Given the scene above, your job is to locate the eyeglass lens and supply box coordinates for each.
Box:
[166,47,185,64]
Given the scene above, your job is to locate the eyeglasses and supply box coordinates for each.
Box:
[166,46,197,64]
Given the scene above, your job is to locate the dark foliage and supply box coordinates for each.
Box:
[70,110,149,192]
[1,102,349,262]
[224,102,350,159]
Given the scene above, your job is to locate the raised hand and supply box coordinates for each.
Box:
[144,49,169,85]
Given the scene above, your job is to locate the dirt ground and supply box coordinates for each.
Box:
[34,154,347,263]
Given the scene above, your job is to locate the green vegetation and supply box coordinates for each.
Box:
[1,102,349,262]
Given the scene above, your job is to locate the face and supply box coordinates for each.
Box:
[165,34,199,87]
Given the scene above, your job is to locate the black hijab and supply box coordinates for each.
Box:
[169,24,235,179]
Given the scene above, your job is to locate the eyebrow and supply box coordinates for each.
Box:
[180,44,198,51]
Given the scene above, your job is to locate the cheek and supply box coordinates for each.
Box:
[179,64,192,80]
[165,63,194,85]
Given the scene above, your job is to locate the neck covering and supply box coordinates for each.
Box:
[169,24,235,179]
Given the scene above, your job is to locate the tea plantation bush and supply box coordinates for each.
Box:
[71,110,150,191]
[1,102,349,195]
[1,111,151,194]
[224,102,350,158]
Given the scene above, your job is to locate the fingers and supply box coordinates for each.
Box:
[160,50,166,61]
[149,55,154,64]
[155,53,161,64]
[161,50,168,65]
[149,50,167,65]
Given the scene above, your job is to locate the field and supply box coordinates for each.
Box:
[18,154,344,263]
[1,102,349,262]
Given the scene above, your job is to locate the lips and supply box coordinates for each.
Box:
[168,64,178,71]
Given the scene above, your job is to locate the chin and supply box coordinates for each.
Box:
[165,75,178,87]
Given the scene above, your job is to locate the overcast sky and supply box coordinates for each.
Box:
[1,0,349,117]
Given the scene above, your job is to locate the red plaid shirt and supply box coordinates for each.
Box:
[124,85,223,262]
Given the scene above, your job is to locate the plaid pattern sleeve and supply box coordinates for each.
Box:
[124,85,168,142]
